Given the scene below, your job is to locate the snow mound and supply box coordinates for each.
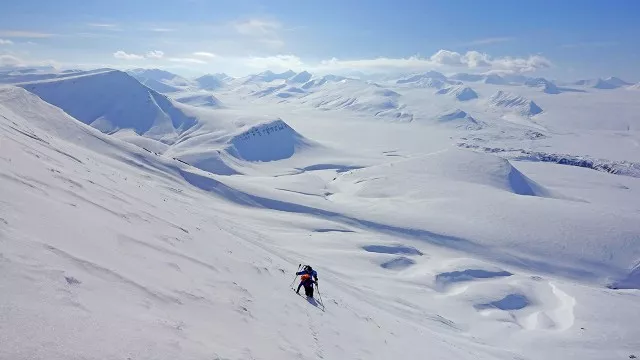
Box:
[488,91,543,116]
[337,148,551,197]
[437,109,483,129]
[226,119,314,162]
[436,85,479,101]
[629,82,640,90]
[18,70,197,141]
[288,71,312,84]
[380,256,416,270]
[174,93,223,108]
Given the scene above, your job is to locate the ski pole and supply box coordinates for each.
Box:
[289,264,301,287]
[316,282,324,307]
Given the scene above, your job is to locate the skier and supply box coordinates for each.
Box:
[296,265,318,298]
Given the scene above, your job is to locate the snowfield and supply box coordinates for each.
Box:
[1,67,639,360]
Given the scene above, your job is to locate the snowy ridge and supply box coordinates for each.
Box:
[174,93,223,108]
[458,143,640,178]
[435,85,479,101]
[488,90,543,116]
[18,70,197,141]
[194,74,227,90]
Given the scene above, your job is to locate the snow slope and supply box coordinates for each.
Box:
[2,63,640,360]
[128,68,194,93]
[17,70,197,141]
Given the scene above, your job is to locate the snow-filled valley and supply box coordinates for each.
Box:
[1,67,639,360]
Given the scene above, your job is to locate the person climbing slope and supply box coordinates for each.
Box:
[296,265,318,298]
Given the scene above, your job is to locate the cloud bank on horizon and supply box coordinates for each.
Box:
[0,0,639,80]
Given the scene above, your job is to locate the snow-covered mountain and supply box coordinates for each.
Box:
[487,90,543,116]
[128,68,194,93]
[435,85,479,101]
[573,77,632,89]
[194,73,229,90]
[18,69,197,141]
[2,64,640,360]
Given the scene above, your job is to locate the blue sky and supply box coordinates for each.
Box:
[1,0,639,80]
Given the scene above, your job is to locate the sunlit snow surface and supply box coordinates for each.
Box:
[1,68,639,360]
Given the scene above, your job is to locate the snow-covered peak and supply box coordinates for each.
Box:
[488,90,543,116]
[604,76,632,87]
[18,69,197,140]
[483,74,508,85]
[435,85,479,101]
[397,71,447,84]
[194,74,226,90]
[288,71,313,84]
[524,77,560,94]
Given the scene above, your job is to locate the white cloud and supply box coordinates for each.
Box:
[245,54,304,70]
[87,23,119,29]
[232,18,285,49]
[168,57,207,64]
[0,39,13,45]
[464,37,514,46]
[113,50,144,60]
[0,30,54,38]
[0,54,23,66]
[234,19,281,36]
[146,50,164,59]
[149,28,175,32]
[193,52,217,59]
[429,50,463,66]
[317,50,551,74]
